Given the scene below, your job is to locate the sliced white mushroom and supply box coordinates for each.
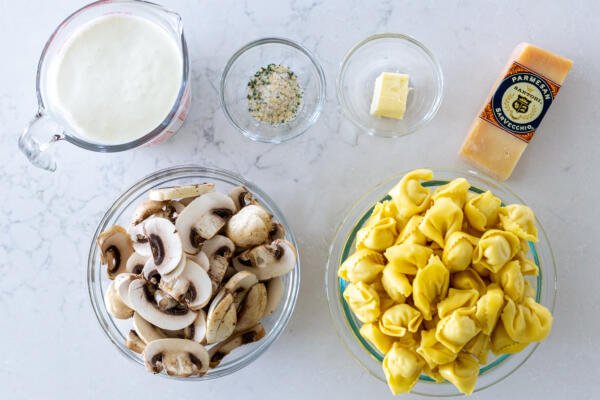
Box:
[225,205,272,248]
[223,271,259,307]
[114,272,138,308]
[148,184,215,202]
[128,223,151,257]
[141,258,160,285]
[125,252,148,274]
[160,259,212,310]
[133,312,167,343]
[105,281,134,319]
[206,292,237,344]
[143,338,209,377]
[269,222,286,241]
[229,186,257,211]
[161,255,187,283]
[126,330,146,354]
[143,218,183,276]
[129,279,197,331]
[202,235,235,292]
[208,324,266,368]
[131,200,168,225]
[235,283,267,332]
[188,310,207,344]
[153,289,181,312]
[263,276,284,317]
[187,251,209,272]
[233,239,297,281]
[98,225,134,279]
[175,192,236,254]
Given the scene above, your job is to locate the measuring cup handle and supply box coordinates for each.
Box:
[18,111,64,171]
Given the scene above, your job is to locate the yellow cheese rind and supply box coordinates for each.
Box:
[370,72,409,120]
[459,43,572,181]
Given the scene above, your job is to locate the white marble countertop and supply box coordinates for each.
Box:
[1,1,599,399]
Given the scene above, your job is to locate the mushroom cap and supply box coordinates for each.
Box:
[143,338,209,377]
[229,186,257,211]
[129,279,197,331]
[175,192,236,254]
[206,292,237,344]
[190,310,207,344]
[143,218,183,276]
[125,252,148,274]
[263,276,284,317]
[148,184,215,202]
[160,259,212,310]
[224,271,259,294]
[133,312,167,343]
[269,222,286,242]
[235,283,267,332]
[208,324,266,368]
[98,225,134,279]
[233,239,297,281]
[105,281,134,319]
[225,205,272,248]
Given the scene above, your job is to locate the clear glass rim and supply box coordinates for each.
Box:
[35,0,190,152]
[219,37,327,144]
[336,33,444,138]
[325,167,557,396]
[87,165,301,380]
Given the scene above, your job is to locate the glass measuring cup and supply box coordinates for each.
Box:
[18,0,191,171]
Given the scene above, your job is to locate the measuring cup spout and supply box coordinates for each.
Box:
[18,111,64,171]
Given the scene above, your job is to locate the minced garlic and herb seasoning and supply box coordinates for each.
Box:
[247,64,303,125]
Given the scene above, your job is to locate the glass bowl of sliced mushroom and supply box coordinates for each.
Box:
[87,165,300,379]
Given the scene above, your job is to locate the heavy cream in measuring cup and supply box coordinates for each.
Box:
[47,15,183,144]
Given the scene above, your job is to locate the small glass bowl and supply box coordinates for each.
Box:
[337,33,443,138]
[220,37,326,143]
[87,165,301,380]
[325,168,557,396]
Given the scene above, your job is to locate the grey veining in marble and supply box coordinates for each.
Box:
[1,0,599,399]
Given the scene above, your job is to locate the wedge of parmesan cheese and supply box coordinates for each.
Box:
[459,43,572,181]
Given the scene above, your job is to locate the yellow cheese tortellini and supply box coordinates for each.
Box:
[451,268,487,296]
[499,204,539,242]
[389,169,433,220]
[437,288,479,319]
[338,249,385,283]
[395,215,427,245]
[416,328,457,369]
[475,284,505,335]
[359,323,394,354]
[384,242,433,275]
[442,232,479,272]
[438,352,480,395]
[379,304,423,337]
[337,170,553,396]
[432,177,470,208]
[473,229,520,273]
[501,297,553,343]
[382,343,424,395]
[413,255,450,320]
[490,321,528,355]
[419,197,463,248]
[464,190,501,231]
[342,282,380,323]
[463,332,490,365]
[381,265,413,302]
[491,260,525,302]
[356,217,398,251]
[435,307,481,353]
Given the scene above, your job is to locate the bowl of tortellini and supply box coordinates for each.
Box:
[325,168,557,397]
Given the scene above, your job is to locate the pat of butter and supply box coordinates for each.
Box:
[370,72,409,120]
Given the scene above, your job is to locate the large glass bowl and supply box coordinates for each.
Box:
[337,33,443,138]
[325,168,557,396]
[220,37,326,143]
[88,165,301,380]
